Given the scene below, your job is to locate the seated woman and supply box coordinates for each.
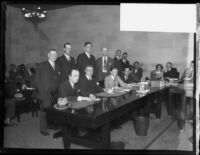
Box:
[150,64,164,80]
[181,61,194,83]
[104,66,136,90]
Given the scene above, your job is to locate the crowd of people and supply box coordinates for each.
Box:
[5,41,194,137]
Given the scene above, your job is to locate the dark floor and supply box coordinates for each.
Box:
[3,101,193,150]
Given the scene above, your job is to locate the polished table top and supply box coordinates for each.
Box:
[46,86,170,128]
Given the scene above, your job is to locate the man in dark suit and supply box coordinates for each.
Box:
[120,66,138,83]
[58,68,92,137]
[56,42,76,82]
[131,61,143,82]
[163,62,179,79]
[113,50,123,77]
[35,49,61,136]
[76,42,96,78]
[120,52,130,70]
[79,65,103,98]
[58,68,91,101]
[95,47,113,87]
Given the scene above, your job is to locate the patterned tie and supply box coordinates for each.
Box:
[68,56,71,62]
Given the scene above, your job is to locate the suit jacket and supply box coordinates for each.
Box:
[104,75,126,89]
[35,61,61,108]
[163,68,179,79]
[56,55,76,82]
[120,73,137,83]
[78,75,103,97]
[113,57,123,77]
[132,67,143,82]
[95,57,113,82]
[76,52,96,77]
[120,59,130,70]
[58,79,80,101]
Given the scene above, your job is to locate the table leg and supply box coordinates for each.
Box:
[101,122,110,149]
[179,91,186,131]
[168,92,173,117]
[61,124,71,149]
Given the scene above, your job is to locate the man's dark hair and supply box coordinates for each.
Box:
[156,64,163,70]
[133,61,139,66]
[123,52,128,56]
[64,42,72,48]
[84,42,92,47]
[123,65,131,71]
[68,67,79,76]
[110,66,118,72]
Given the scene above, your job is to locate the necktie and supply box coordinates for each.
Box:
[125,75,127,81]
[68,56,71,62]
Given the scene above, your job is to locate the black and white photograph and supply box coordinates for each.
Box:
[1,1,199,154]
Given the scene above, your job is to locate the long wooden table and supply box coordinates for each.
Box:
[45,84,188,149]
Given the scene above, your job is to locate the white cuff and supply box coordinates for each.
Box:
[77,96,83,101]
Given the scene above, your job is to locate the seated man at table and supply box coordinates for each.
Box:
[58,68,92,136]
[104,66,136,90]
[79,65,103,99]
[120,66,138,83]
[58,68,91,102]
[163,62,179,79]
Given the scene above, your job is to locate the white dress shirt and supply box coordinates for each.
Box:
[85,51,90,58]
[64,53,71,61]
[48,60,55,70]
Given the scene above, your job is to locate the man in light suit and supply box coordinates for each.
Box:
[181,61,194,82]
[104,67,136,90]
[56,42,76,82]
[95,47,113,87]
[76,42,96,78]
[35,49,61,136]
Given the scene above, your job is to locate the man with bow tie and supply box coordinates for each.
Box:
[96,47,113,87]
[56,42,76,82]
[35,49,61,136]
[76,42,96,77]
[79,65,103,99]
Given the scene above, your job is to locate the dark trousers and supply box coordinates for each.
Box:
[98,80,105,88]
[38,99,48,133]
[5,99,15,118]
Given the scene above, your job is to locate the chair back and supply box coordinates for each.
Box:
[49,90,58,105]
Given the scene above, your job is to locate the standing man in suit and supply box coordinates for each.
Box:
[79,65,103,98]
[76,42,96,78]
[56,42,76,82]
[163,62,179,79]
[131,61,143,82]
[113,50,123,77]
[120,52,130,70]
[35,49,61,136]
[95,47,113,87]
[181,61,194,82]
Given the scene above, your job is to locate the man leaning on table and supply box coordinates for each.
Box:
[58,68,93,136]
